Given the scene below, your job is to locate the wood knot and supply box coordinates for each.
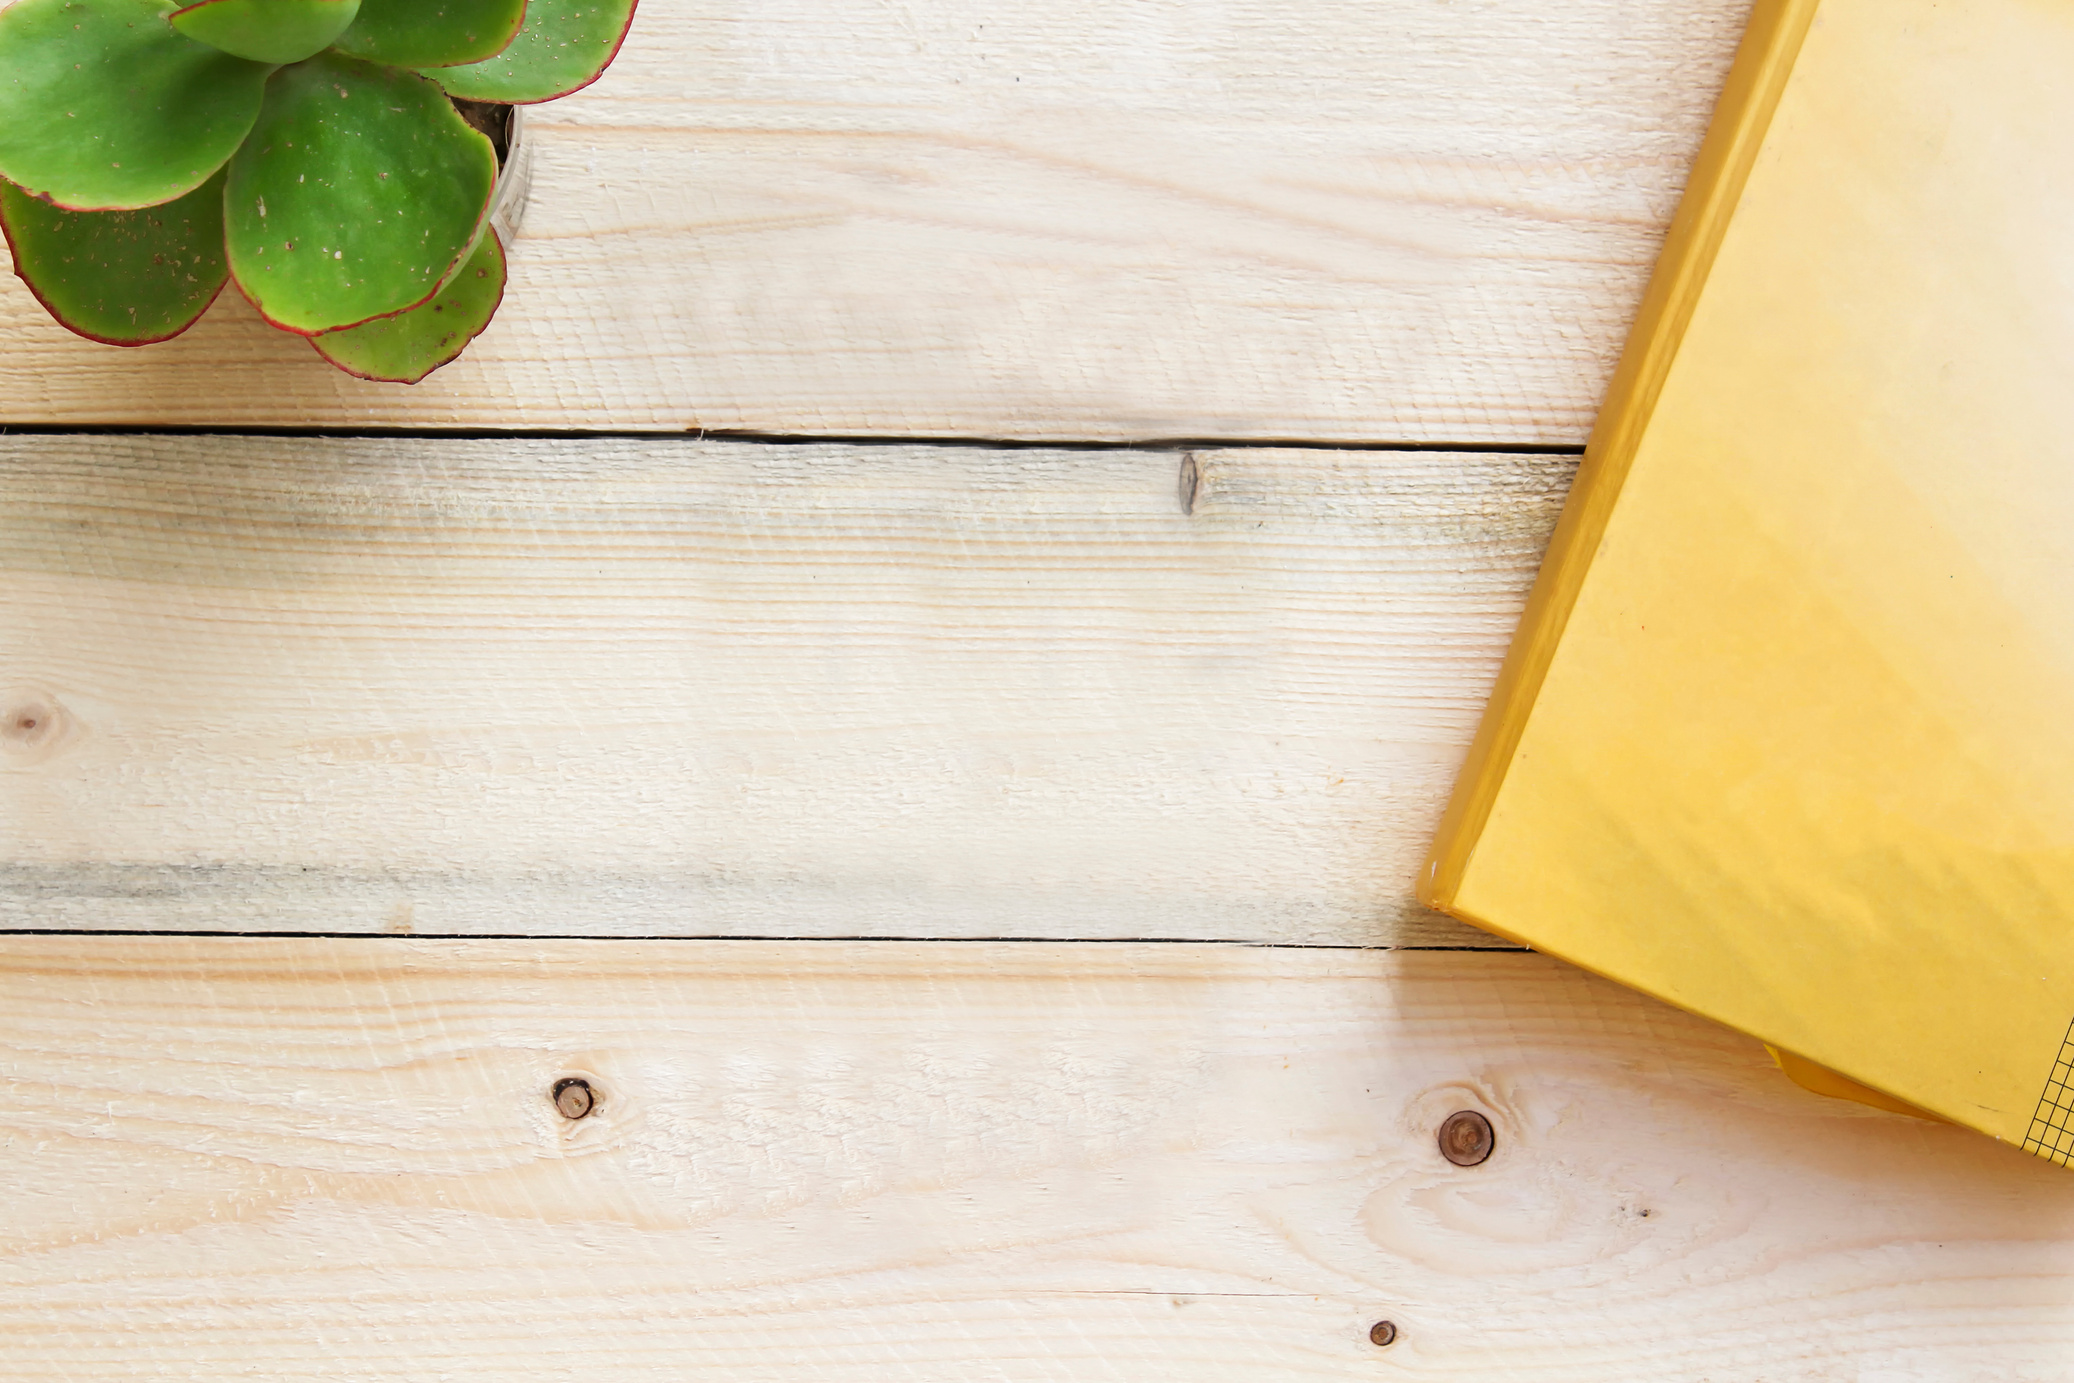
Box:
[1,692,73,763]
[1177,452,1199,515]
[552,1077,597,1120]
[1369,1320,1398,1347]
[1438,1109,1494,1166]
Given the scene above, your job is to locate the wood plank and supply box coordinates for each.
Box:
[3,937,2069,1380]
[0,0,1749,439]
[3,435,1567,943]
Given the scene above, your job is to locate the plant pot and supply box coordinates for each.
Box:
[452,98,531,246]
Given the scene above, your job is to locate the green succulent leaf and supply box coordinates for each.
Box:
[311,226,504,382]
[433,0,635,103]
[0,0,273,211]
[1,170,228,344]
[226,51,498,333]
[330,0,526,68]
[170,0,361,64]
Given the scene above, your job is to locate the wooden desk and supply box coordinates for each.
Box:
[6,1,2071,1376]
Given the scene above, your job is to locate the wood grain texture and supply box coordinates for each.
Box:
[2,434,1567,943]
[0,0,1749,439]
[3,937,2070,1382]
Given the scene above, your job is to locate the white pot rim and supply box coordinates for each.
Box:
[486,104,531,247]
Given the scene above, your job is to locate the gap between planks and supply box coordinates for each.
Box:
[0,425,1590,455]
[0,930,1507,948]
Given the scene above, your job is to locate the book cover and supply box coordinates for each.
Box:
[1421,0,2074,1160]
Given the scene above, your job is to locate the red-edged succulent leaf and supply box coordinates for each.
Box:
[0,0,273,211]
[226,52,497,333]
[433,0,635,103]
[311,226,505,382]
[330,0,526,68]
[0,170,227,344]
[171,0,362,64]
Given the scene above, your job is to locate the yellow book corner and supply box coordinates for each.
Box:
[1423,0,2074,1161]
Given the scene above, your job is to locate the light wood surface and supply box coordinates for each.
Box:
[2,434,1569,944]
[10,3,2062,1372]
[3,938,2068,1382]
[0,0,1749,439]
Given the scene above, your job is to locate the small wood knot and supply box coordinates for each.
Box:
[1369,1320,1398,1348]
[4,701,55,746]
[1438,1109,1494,1166]
[1177,452,1199,515]
[1,693,72,763]
[552,1077,596,1120]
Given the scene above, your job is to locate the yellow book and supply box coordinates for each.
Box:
[1420,0,2074,1159]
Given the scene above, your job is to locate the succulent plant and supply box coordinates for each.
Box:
[0,0,635,382]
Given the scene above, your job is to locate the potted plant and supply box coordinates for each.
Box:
[0,0,635,382]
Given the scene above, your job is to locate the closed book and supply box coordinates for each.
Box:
[1422,0,2074,1160]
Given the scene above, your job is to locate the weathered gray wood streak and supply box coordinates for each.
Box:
[2,434,1568,942]
[0,0,1750,439]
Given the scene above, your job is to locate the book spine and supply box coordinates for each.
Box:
[1418,0,1823,915]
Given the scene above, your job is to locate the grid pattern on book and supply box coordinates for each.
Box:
[2021,1017,2074,1167]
